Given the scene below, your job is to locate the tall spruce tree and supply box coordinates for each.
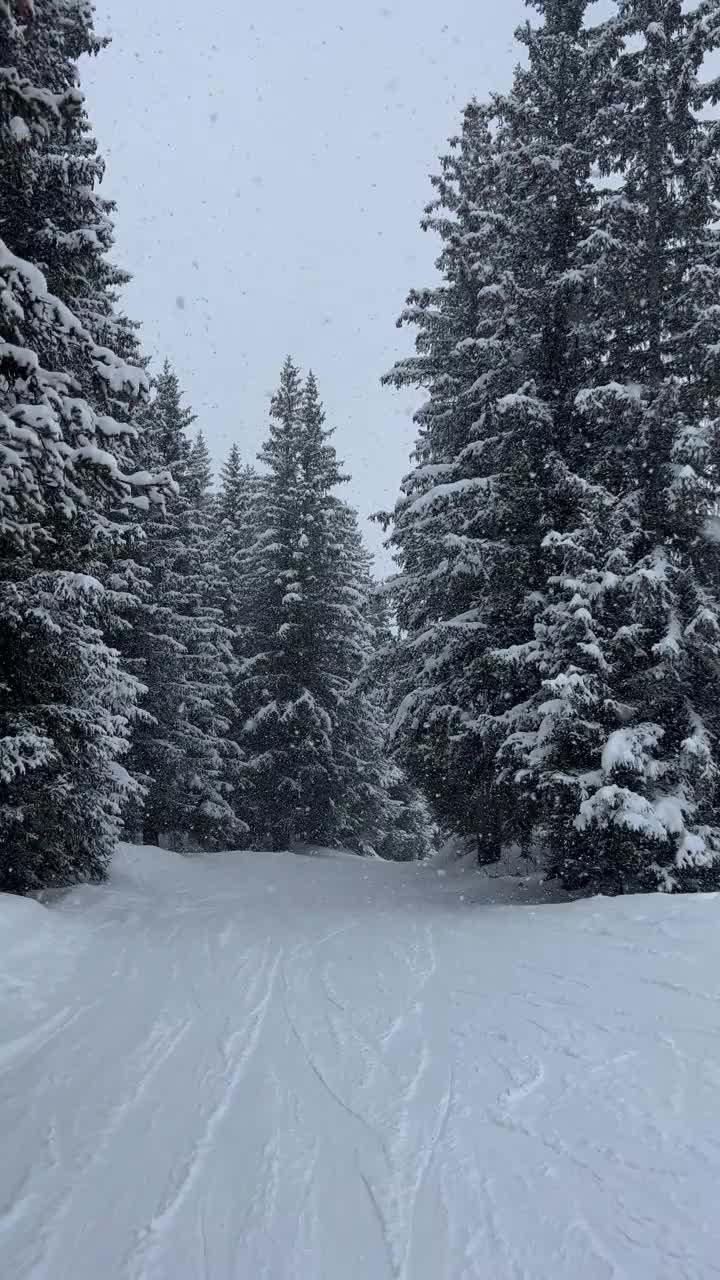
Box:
[384,4,618,862]
[1,0,142,409]
[7,0,137,351]
[512,0,720,893]
[361,592,436,861]
[1,0,151,751]
[325,501,397,854]
[237,360,406,851]
[473,0,627,873]
[387,0,720,893]
[237,359,345,848]
[0,0,168,892]
[218,444,258,528]
[214,442,257,640]
[117,365,245,850]
[381,101,513,859]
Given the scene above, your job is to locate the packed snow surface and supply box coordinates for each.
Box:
[2,844,720,1279]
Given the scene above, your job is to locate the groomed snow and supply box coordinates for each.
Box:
[2,844,720,1279]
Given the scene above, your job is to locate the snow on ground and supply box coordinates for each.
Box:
[2,844,720,1280]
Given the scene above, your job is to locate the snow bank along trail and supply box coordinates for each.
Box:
[2,844,720,1279]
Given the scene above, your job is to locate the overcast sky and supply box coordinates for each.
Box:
[82,0,531,567]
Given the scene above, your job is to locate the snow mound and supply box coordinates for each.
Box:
[293,844,369,860]
[1,891,52,952]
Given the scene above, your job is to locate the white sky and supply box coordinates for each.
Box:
[82,0,531,568]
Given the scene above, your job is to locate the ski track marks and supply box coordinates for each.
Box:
[127,942,283,1280]
[2,844,720,1279]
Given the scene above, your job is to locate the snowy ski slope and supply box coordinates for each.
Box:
[2,843,720,1279]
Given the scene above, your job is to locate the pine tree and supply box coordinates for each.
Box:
[118,365,245,850]
[372,762,436,862]
[237,360,408,851]
[359,592,436,861]
[519,0,720,893]
[468,0,626,871]
[327,503,397,853]
[0,0,168,892]
[386,0,720,893]
[237,359,340,847]
[384,3,617,860]
[0,573,143,893]
[381,100,515,859]
[214,442,257,638]
[175,427,244,848]
[1,0,141,380]
[1,0,150,695]
[218,444,258,527]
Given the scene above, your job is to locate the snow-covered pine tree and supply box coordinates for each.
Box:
[214,442,258,639]
[371,761,436,862]
[118,365,245,850]
[219,443,244,518]
[0,572,144,893]
[293,371,388,848]
[523,0,720,893]
[7,0,136,346]
[237,359,344,848]
[218,443,258,528]
[462,0,627,873]
[0,0,169,892]
[381,101,516,860]
[357,590,436,861]
[384,3,618,862]
[237,360,401,851]
[324,500,400,854]
[187,428,212,496]
[175,427,245,847]
[2,0,150,688]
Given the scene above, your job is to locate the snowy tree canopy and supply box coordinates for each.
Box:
[384,0,720,892]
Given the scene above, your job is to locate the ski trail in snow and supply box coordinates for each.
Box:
[24,1011,195,1280]
[4,845,720,1280]
[289,917,364,957]
[281,960,385,1149]
[357,1159,398,1280]
[0,1000,99,1074]
[127,942,282,1280]
[286,913,454,1280]
[0,1166,39,1236]
[399,1066,455,1280]
[497,1057,546,1111]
